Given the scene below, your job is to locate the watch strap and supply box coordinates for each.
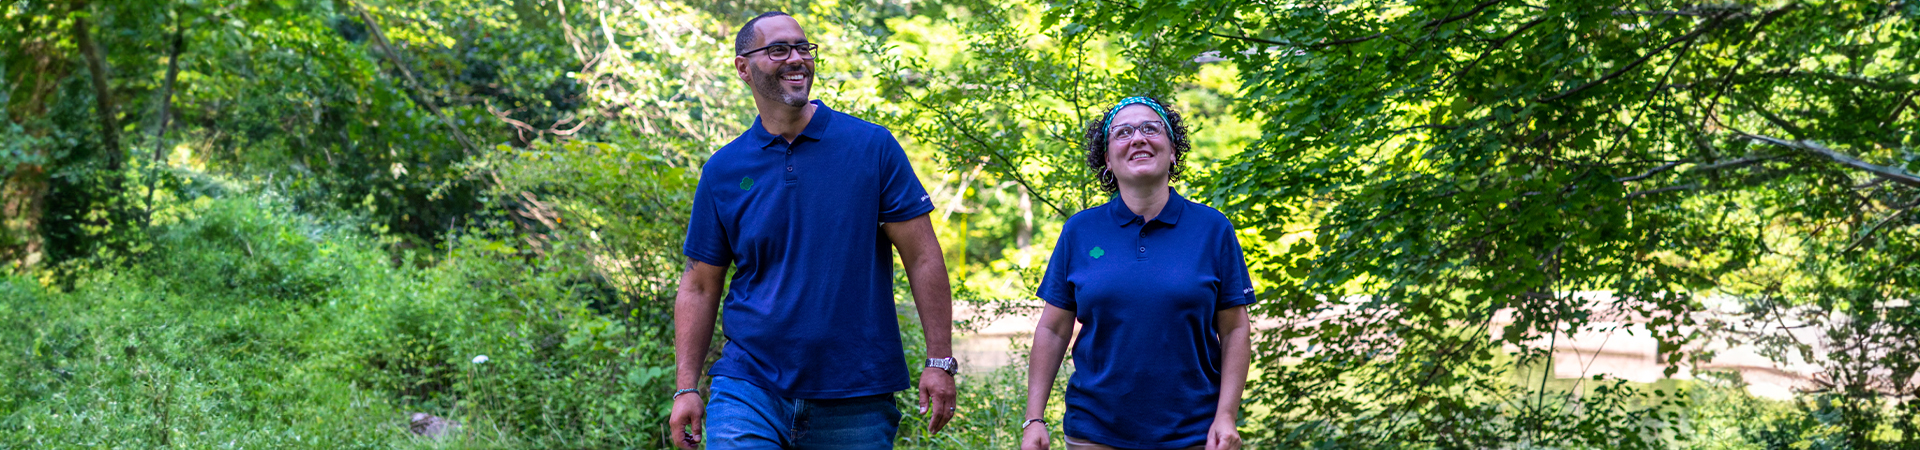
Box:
[925,357,958,375]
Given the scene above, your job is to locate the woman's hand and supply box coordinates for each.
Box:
[1024,305,1074,450]
[1210,306,1251,450]
[1205,418,1241,450]
[1020,422,1051,450]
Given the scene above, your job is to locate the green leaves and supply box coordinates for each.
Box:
[1034,0,1920,447]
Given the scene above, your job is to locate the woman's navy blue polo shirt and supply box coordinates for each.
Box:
[1036,190,1257,449]
[683,101,935,399]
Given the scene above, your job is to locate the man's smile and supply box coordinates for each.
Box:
[780,67,811,86]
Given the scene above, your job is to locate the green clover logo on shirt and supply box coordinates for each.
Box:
[1089,246,1105,259]
[740,176,755,191]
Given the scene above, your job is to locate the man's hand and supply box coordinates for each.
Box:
[1019,421,1050,450]
[1205,417,1241,450]
[669,394,705,449]
[886,215,959,434]
[670,260,725,449]
[917,367,958,434]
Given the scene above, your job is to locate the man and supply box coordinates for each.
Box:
[668,11,959,450]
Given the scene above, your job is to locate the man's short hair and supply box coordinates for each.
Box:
[735,11,792,56]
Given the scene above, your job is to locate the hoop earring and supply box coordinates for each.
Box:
[1100,167,1111,183]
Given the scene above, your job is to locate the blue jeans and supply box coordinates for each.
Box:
[706,376,902,450]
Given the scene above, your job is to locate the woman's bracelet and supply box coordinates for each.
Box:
[1021,418,1047,431]
[672,388,700,400]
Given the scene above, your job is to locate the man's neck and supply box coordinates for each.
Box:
[759,100,817,144]
[1118,181,1170,223]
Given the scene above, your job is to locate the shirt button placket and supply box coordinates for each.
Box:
[1136,227,1147,260]
[783,145,798,182]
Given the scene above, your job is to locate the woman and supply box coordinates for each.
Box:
[1020,96,1255,450]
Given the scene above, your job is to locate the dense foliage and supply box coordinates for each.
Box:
[3,0,1915,448]
[1041,0,1919,447]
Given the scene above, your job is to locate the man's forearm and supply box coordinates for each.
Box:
[909,258,953,359]
[884,215,954,359]
[674,267,724,390]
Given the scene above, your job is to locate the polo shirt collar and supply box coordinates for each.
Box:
[1106,188,1188,227]
[749,100,836,149]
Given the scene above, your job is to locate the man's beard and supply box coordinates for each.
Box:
[751,63,811,108]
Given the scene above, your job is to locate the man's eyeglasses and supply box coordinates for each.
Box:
[1108,120,1166,142]
[738,42,819,61]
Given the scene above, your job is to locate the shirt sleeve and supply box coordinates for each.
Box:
[1216,227,1258,309]
[682,172,732,267]
[875,131,935,223]
[1036,230,1076,311]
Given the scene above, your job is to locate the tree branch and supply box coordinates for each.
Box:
[1536,22,1715,103]
[1611,5,1747,17]
[1737,134,1920,189]
[1315,33,1386,48]
[1613,156,1776,186]
[1739,97,1809,140]
[1388,124,1458,135]
[1201,30,1290,48]
[1688,6,1794,135]
[1450,15,1550,82]
[1615,161,1683,182]
[1882,91,1915,127]
[356,4,479,156]
[904,92,1073,219]
[1625,183,1699,199]
[1747,70,1920,92]
[1207,0,1507,52]
[1840,206,1909,253]
[1425,0,1508,29]
[1201,29,1374,50]
[1692,156,1772,172]
[1613,10,1709,16]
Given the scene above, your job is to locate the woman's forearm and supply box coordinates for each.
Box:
[1215,307,1252,420]
[1026,326,1070,419]
[1027,306,1076,421]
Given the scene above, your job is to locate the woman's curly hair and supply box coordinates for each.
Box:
[1083,96,1192,193]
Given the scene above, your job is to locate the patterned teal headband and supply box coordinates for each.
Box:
[1101,96,1168,132]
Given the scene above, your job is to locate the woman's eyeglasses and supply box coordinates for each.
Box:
[1108,121,1166,142]
[738,42,819,61]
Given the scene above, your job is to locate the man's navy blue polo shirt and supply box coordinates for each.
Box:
[684,100,935,399]
[1036,190,1257,449]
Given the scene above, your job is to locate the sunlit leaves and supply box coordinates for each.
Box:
[1043,0,1920,447]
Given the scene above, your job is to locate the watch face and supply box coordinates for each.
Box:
[929,358,957,374]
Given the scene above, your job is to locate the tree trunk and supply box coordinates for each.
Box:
[1016,187,1032,249]
[144,12,186,226]
[72,0,121,170]
[2,8,63,271]
[152,15,184,166]
[1,166,48,271]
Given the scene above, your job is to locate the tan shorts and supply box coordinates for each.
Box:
[1063,435,1205,450]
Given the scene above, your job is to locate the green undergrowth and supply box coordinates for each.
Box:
[0,190,1878,449]
[0,195,676,448]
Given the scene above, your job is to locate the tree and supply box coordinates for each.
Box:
[1035,0,1919,447]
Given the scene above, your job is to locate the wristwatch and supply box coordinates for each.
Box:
[925,357,958,376]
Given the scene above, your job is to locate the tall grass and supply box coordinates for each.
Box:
[1,197,674,448]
